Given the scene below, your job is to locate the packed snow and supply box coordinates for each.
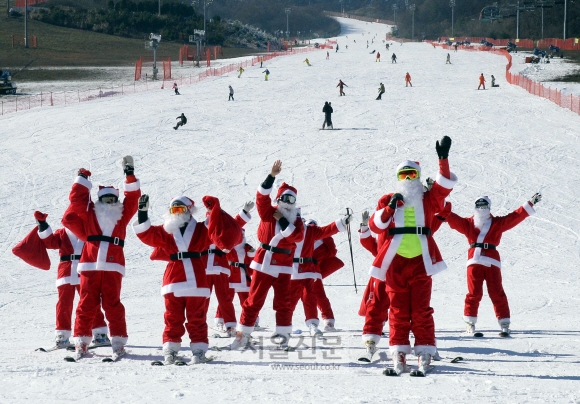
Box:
[1,16,580,403]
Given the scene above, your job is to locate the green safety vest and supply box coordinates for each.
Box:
[396,207,422,258]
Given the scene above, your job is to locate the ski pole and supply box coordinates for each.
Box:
[345,207,358,293]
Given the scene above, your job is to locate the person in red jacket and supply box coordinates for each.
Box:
[478,73,486,90]
[288,215,349,336]
[62,156,140,360]
[405,72,412,87]
[445,193,541,336]
[134,194,234,364]
[232,160,305,349]
[367,137,457,376]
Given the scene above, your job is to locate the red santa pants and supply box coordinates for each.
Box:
[289,279,318,323]
[307,279,334,321]
[386,254,435,347]
[57,284,106,332]
[215,290,249,320]
[464,264,510,319]
[204,273,237,327]
[163,293,208,345]
[361,278,390,336]
[74,271,126,338]
[240,271,292,329]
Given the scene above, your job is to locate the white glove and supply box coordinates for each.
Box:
[530,193,542,205]
[243,200,255,212]
[122,155,134,175]
[361,211,370,226]
[341,212,353,227]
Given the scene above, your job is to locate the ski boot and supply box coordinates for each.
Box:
[499,320,511,338]
[231,331,252,350]
[308,323,323,337]
[384,351,408,376]
[411,352,433,377]
[191,348,213,364]
[91,333,111,348]
[73,341,89,360]
[323,320,336,332]
[358,340,377,363]
[225,327,237,338]
[55,334,72,349]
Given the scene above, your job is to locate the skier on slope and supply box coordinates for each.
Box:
[322,101,333,129]
[367,137,457,376]
[446,53,451,64]
[229,85,234,101]
[491,75,499,87]
[391,53,397,63]
[12,211,109,350]
[287,214,350,337]
[376,83,385,100]
[263,69,270,81]
[478,73,486,90]
[444,193,542,337]
[62,157,141,360]
[174,113,187,130]
[304,58,312,66]
[405,72,412,87]
[231,160,305,350]
[376,52,381,62]
[134,194,240,364]
[337,80,348,96]
[237,67,244,78]
[173,82,180,95]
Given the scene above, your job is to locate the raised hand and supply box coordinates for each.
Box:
[34,211,48,223]
[530,193,542,205]
[361,211,370,226]
[123,155,134,175]
[243,200,255,212]
[138,194,149,211]
[78,168,92,178]
[271,160,282,177]
[388,193,404,209]
[435,136,452,159]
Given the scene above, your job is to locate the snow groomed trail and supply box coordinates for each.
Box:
[1,17,580,403]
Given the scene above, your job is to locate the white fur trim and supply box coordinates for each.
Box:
[123,179,140,192]
[335,218,347,233]
[75,336,92,345]
[359,226,371,238]
[239,209,251,223]
[237,324,255,335]
[389,345,412,355]
[396,160,421,173]
[435,172,458,189]
[170,196,194,210]
[92,326,108,336]
[324,319,335,325]
[190,342,209,352]
[466,257,502,269]
[77,262,125,275]
[258,185,272,196]
[276,325,293,334]
[305,318,320,327]
[291,272,322,280]
[163,341,181,352]
[373,208,391,230]
[38,226,53,239]
[279,189,297,199]
[362,334,381,344]
[164,284,211,298]
[55,330,71,339]
[523,201,536,216]
[111,336,128,349]
[414,345,437,356]
[498,318,510,325]
[97,186,119,198]
[281,223,296,238]
[224,322,237,329]
[214,318,224,326]
[74,176,92,189]
[132,218,151,234]
[463,316,478,324]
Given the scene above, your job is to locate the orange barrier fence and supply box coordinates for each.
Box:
[15,0,45,6]
[440,36,579,50]
[1,44,325,116]
[429,41,580,116]
[12,35,38,47]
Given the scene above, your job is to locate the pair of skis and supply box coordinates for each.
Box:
[63,349,126,363]
[151,355,216,366]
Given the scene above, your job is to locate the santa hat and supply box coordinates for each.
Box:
[170,196,195,211]
[396,160,421,175]
[275,182,298,200]
[97,186,119,198]
[475,196,491,209]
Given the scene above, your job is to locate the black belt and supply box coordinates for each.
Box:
[60,254,81,262]
[228,261,246,269]
[388,227,432,236]
[170,249,224,261]
[87,235,124,247]
[293,257,318,265]
[470,243,496,250]
[259,242,291,255]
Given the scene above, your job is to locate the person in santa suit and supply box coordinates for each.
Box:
[367,136,457,375]
[299,231,344,332]
[232,160,305,349]
[214,201,258,333]
[289,215,349,336]
[445,193,542,336]
[134,194,237,364]
[13,211,109,349]
[61,156,141,359]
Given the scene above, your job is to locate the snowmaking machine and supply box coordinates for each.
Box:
[0,71,17,95]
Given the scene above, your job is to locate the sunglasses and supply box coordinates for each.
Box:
[169,205,188,215]
[397,168,419,181]
[278,194,296,204]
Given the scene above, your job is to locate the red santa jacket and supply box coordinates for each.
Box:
[313,236,344,279]
[226,209,255,292]
[133,217,211,297]
[38,226,84,287]
[292,220,345,280]
[250,186,304,277]
[62,175,140,276]
[445,201,535,269]
[368,168,457,280]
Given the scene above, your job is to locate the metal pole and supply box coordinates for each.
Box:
[516,0,520,40]
[541,6,544,39]
[563,0,567,40]
[285,8,291,40]
[24,0,28,48]
[203,0,206,45]
[158,0,160,16]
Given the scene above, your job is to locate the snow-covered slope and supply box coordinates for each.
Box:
[1,17,579,403]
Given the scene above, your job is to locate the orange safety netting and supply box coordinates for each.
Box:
[134,57,142,81]
[15,0,45,6]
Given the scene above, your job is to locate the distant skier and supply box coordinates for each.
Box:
[260,56,263,68]
[391,53,397,63]
[326,51,330,60]
[376,82,385,100]
[454,43,458,52]
[229,85,234,101]
[263,69,270,81]
[304,58,311,66]
[386,43,390,50]
[336,44,339,52]
[445,193,542,337]
[376,52,381,62]
[478,73,486,90]
[337,79,348,96]
[446,53,451,64]
[322,101,333,130]
[237,67,244,78]
[491,75,499,87]
[172,82,180,95]
[370,49,376,54]
[405,72,412,87]
[174,113,187,130]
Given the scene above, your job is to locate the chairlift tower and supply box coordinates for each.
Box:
[450,0,456,37]
[408,4,416,40]
[145,33,162,80]
[392,4,398,24]
[285,8,291,40]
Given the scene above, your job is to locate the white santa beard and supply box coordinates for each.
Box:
[473,208,491,230]
[163,212,191,234]
[395,178,424,207]
[277,201,298,224]
[94,201,124,235]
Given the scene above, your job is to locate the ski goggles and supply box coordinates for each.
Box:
[99,195,118,204]
[277,194,296,204]
[474,199,490,209]
[397,168,419,181]
[169,205,189,215]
